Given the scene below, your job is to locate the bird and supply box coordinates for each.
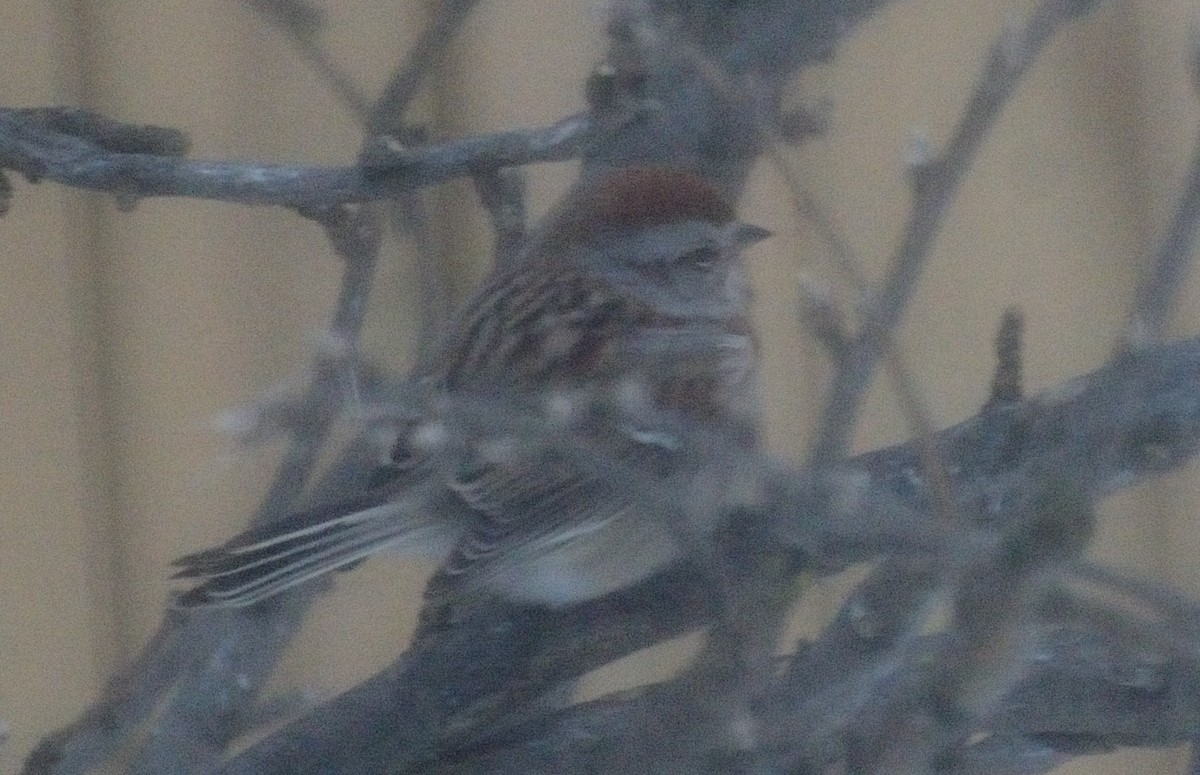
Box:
[173,165,770,613]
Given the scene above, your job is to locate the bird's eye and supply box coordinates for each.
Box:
[678,245,719,271]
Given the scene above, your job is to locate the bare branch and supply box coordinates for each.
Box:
[244,0,371,118]
[22,2,468,768]
[422,618,1197,775]
[472,167,528,269]
[17,3,1196,774]
[244,0,326,42]
[808,0,1107,464]
[250,0,475,394]
[214,331,1200,774]
[987,307,1026,408]
[0,107,592,210]
[1124,38,1200,348]
[367,0,482,136]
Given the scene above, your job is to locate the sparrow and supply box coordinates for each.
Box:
[174,165,770,611]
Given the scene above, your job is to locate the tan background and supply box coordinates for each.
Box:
[2,0,1198,771]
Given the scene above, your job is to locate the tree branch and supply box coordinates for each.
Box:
[0,107,591,211]
[215,331,1200,774]
[1124,37,1200,348]
[808,0,1108,464]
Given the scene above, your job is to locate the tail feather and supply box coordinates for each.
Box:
[172,486,450,608]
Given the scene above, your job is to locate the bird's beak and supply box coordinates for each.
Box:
[732,222,773,247]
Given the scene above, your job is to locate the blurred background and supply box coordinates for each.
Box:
[2,0,1199,771]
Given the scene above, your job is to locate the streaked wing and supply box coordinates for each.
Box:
[423,418,686,606]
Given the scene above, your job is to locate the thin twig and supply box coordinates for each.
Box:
[367,0,477,376]
[472,167,528,269]
[986,307,1025,407]
[762,138,871,292]
[1123,38,1200,348]
[250,0,478,393]
[367,0,482,135]
[808,0,1106,465]
[244,0,372,118]
[262,205,383,511]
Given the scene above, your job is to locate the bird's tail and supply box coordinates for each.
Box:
[172,484,453,608]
